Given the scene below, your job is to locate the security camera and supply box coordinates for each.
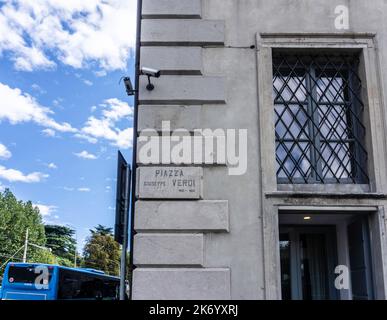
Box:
[140,67,161,78]
[124,77,135,96]
[140,67,161,91]
[120,76,136,96]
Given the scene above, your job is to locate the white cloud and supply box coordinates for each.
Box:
[78,98,134,149]
[73,133,98,144]
[63,186,75,192]
[115,127,134,149]
[0,165,49,183]
[47,162,57,169]
[94,70,107,77]
[78,187,91,192]
[0,0,137,72]
[0,143,12,160]
[83,79,93,86]
[31,83,46,94]
[52,98,63,107]
[101,98,134,121]
[33,203,58,217]
[74,150,98,160]
[42,128,56,137]
[0,83,77,133]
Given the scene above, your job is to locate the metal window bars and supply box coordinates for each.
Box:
[273,53,368,184]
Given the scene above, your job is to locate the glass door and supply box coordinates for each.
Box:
[280,226,338,300]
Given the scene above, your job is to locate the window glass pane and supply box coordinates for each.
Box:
[275,104,309,140]
[320,142,352,179]
[58,269,119,300]
[273,53,368,184]
[316,76,345,103]
[274,76,307,102]
[276,141,312,181]
[318,105,349,140]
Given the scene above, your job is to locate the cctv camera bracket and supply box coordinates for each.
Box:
[126,89,137,96]
[146,75,155,91]
[120,68,159,96]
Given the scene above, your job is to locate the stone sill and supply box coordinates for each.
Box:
[266,191,387,200]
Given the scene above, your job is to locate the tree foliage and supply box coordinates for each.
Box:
[83,225,120,276]
[45,224,77,266]
[91,224,113,236]
[0,189,57,276]
[0,189,81,277]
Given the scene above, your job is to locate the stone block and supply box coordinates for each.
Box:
[138,105,202,132]
[135,200,229,232]
[142,0,202,19]
[133,233,204,266]
[141,47,202,75]
[132,268,231,300]
[139,76,226,105]
[141,20,225,46]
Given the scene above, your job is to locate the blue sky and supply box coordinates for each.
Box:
[0,0,137,251]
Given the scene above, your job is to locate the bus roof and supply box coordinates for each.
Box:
[6,262,120,280]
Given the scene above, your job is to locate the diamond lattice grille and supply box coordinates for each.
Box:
[273,53,368,184]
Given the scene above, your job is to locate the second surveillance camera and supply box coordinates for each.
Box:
[119,76,136,96]
[140,67,161,78]
[123,77,135,96]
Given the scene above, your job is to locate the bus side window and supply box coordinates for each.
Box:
[58,271,79,299]
[57,269,119,300]
[103,280,119,300]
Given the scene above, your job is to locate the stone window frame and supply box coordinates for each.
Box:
[255,33,387,300]
[256,33,387,195]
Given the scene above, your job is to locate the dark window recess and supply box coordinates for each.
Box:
[273,53,368,184]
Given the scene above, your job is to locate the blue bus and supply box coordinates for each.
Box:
[1,262,120,300]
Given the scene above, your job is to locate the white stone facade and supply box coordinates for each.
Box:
[132,0,387,300]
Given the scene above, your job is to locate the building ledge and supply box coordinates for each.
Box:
[260,32,376,39]
[265,191,387,199]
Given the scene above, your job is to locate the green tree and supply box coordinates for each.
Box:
[82,225,120,276]
[0,189,56,276]
[45,224,77,266]
[33,249,58,265]
[91,224,113,236]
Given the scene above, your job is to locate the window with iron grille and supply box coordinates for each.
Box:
[273,52,368,184]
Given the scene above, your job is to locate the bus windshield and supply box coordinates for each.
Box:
[8,265,53,284]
